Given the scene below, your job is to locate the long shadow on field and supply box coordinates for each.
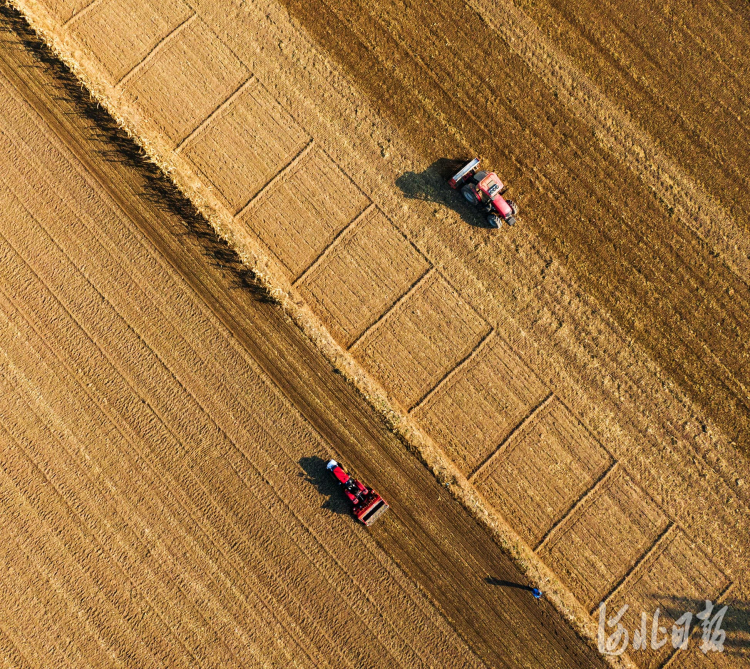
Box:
[0,2,274,303]
[658,595,750,656]
[298,456,351,516]
[396,158,503,229]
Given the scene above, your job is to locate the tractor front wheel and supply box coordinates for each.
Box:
[462,184,479,205]
[487,214,502,228]
[507,200,519,216]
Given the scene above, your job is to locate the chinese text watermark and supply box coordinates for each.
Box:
[598,600,728,656]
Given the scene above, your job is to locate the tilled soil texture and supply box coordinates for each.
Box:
[0,14,606,669]
[276,0,750,455]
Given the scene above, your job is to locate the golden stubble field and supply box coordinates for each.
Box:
[0,8,610,668]
[3,0,750,666]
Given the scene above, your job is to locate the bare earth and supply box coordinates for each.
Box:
[3,0,750,666]
[0,11,606,668]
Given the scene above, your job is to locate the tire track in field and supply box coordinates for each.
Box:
[469,0,750,285]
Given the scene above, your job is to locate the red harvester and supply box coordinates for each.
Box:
[327,460,389,526]
[449,158,518,228]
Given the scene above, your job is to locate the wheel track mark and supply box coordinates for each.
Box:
[115,11,197,89]
[0,160,408,666]
[534,461,621,554]
[293,201,376,286]
[409,328,494,414]
[235,138,315,218]
[469,392,556,484]
[0,287,317,668]
[0,413,177,669]
[174,74,257,154]
[468,0,750,286]
[348,266,435,352]
[0,236,316,669]
[61,0,100,27]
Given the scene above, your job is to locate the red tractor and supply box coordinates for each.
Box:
[326,460,389,526]
[449,158,518,228]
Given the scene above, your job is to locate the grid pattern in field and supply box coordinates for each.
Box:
[351,272,491,410]
[606,528,730,668]
[181,80,310,214]
[412,334,548,475]
[39,0,89,23]
[538,466,669,612]
[240,148,370,279]
[120,17,248,145]
[476,397,614,548]
[69,0,192,84]
[297,207,430,348]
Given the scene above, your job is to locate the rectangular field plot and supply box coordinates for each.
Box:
[538,466,669,612]
[476,397,613,548]
[412,334,548,475]
[351,272,491,410]
[181,80,310,214]
[240,148,370,279]
[120,17,249,146]
[296,207,430,348]
[606,529,730,668]
[69,0,192,84]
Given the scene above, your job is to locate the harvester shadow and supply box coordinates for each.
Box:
[298,456,351,516]
[396,158,494,229]
[0,3,274,303]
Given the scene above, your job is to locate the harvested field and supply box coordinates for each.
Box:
[241,146,370,280]
[120,16,248,145]
[413,332,548,475]
[7,0,750,664]
[297,206,431,348]
[474,397,615,548]
[606,528,731,668]
[180,78,311,214]
[538,466,670,613]
[68,0,192,84]
[0,12,608,668]
[351,271,492,410]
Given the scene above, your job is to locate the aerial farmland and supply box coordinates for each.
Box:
[0,0,748,667]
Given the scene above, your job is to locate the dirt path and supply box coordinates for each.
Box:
[0,14,606,668]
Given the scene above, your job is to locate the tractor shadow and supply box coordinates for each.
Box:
[396,158,495,229]
[298,456,351,516]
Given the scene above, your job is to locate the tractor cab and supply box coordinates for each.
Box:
[448,158,518,228]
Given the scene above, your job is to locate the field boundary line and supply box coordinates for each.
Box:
[115,12,197,90]
[175,74,257,153]
[469,391,554,483]
[409,328,494,414]
[293,202,375,286]
[234,138,315,218]
[61,0,101,27]
[347,266,434,351]
[535,460,620,553]
[595,522,677,615]
[660,580,736,669]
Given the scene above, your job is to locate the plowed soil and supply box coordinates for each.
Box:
[277,0,750,457]
[0,12,606,668]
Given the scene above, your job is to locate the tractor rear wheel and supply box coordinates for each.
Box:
[462,184,479,205]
